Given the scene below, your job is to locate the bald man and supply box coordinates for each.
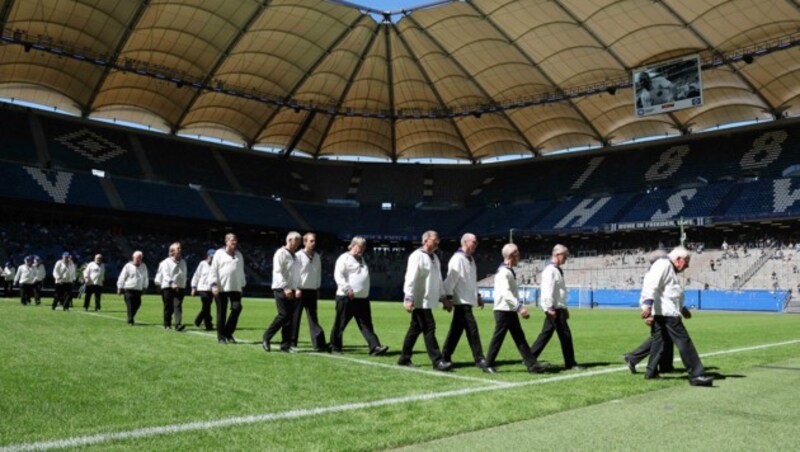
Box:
[117,251,149,326]
[155,242,188,331]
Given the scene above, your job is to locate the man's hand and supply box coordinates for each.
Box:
[191,289,196,297]
[117,289,122,295]
[211,286,219,296]
[644,316,654,326]
[403,300,414,313]
[520,306,530,319]
[547,309,557,320]
[640,306,652,319]
[442,297,453,313]
[295,289,302,299]
[284,288,294,299]
[346,288,354,300]
[681,307,692,319]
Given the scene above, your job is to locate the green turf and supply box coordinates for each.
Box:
[1,295,799,450]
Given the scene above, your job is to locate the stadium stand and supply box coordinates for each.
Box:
[138,136,232,191]
[111,177,215,221]
[210,191,300,230]
[0,109,38,164]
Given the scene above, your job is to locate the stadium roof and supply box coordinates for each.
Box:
[1,0,799,162]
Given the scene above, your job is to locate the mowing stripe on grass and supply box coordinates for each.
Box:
[4,338,799,451]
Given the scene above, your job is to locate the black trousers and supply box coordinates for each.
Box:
[530,309,577,368]
[291,290,327,349]
[330,296,381,352]
[83,285,102,310]
[161,288,185,327]
[264,290,301,350]
[486,311,538,369]
[20,283,34,305]
[442,305,485,363]
[123,289,143,324]
[2,280,11,297]
[194,290,214,329]
[215,291,242,340]
[628,335,674,370]
[400,308,443,365]
[647,316,705,378]
[33,281,43,304]
[52,283,73,310]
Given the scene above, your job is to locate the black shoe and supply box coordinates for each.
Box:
[205,325,214,331]
[194,320,201,327]
[128,321,134,326]
[644,373,660,380]
[281,347,300,354]
[226,336,237,344]
[528,362,549,374]
[164,326,172,331]
[331,349,343,355]
[176,324,186,332]
[660,367,676,373]
[689,375,714,387]
[483,366,497,374]
[567,364,585,371]
[370,345,389,356]
[262,339,271,352]
[397,359,414,367]
[624,354,637,374]
[435,361,453,372]
[475,358,488,369]
[94,307,100,312]
[312,344,330,352]
[218,339,227,345]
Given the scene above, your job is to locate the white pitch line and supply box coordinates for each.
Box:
[3,338,799,452]
[77,311,505,385]
[312,352,509,386]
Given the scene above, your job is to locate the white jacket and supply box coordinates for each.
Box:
[154,257,188,290]
[35,264,46,282]
[494,265,523,312]
[14,264,36,285]
[640,257,684,317]
[334,252,370,298]
[53,260,77,284]
[271,247,298,290]
[191,260,212,292]
[403,248,445,309]
[209,249,246,292]
[83,262,105,286]
[117,262,149,291]
[540,262,567,311]
[297,250,321,290]
[444,250,478,306]
[3,266,15,281]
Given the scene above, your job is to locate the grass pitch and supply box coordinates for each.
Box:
[1,295,799,451]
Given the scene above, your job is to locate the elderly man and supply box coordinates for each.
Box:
[117,251,149,325]
[263,231,302,352]
[155,242,188,331]
[210,233,246,344]
[83,254,105,312]
[52,252,77,311]
[399,230,453,371]
[191,248,216,331]
[291,232,328,351]
[530,244,582,370]
[640,246,713,386]
[330,236,388,356]
[2,262,15,297]
[484,243,547,374]
[442,233,486,368]
[14,256,36,306]
[33,256,45,305]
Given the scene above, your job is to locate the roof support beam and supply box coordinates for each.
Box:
[172,0,270,133]
[467,1,606,147]
[657,0,780,117]
[391,21,475,162]
[403,14,538,156]
[250,14,363,148]
[0,0,16,31]
[312,21,381,159]
[82,0,150,117]
[281,111,316,158]
[384,24,398,162]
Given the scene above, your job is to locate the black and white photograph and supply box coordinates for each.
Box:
[634,54,703,117]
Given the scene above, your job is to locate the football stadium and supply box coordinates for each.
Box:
[2,0,800,450]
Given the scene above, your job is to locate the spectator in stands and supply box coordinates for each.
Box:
[52,252,77,311]
[399,230,453,371]
[155,243,188,331]
[117,251,149,326]
[291,233,328,352]
[640,246,712,386]
[329,236,388,356]
[83,254,105,312]
[442,233,486,368]
[14,256,36,306]
[33,256,45,305]
[530,244,583,370]
[483,243,547,374]
[210,233,246,344]
[190,249,216,331]
[3,262,15,297]
[263,232,302,352]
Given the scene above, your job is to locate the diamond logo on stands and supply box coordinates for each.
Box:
[54,129,127,163]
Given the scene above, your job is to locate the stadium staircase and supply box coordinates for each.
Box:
[733,244,776,290]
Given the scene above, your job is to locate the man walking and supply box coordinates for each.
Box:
[209,234,246,344]
[263,232,302,352]
[52,252,77,311]
[442,233,486,368]
[117,251,149,325]
[83,254,105,311]
[291,233,327,351]
[14,256,36,306]
[398,230,453,371]
[155,243,188,331]
[191,249,216,331]
[33,256,45,305]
